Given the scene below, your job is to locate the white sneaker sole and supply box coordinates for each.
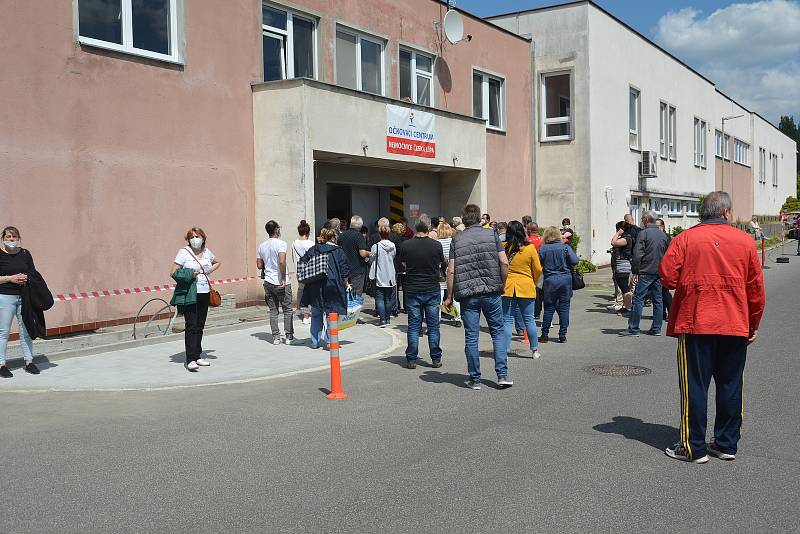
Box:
[708,448,736,461]
[665,448,709,464]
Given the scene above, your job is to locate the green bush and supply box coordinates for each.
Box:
[670,226,684,237]
[570,231,580,254]
[576,259,597,274]
[781,196,800,213]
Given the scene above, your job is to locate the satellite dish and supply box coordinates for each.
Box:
[443,10,464,44]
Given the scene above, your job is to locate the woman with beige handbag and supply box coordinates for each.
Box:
[171,227,221,372]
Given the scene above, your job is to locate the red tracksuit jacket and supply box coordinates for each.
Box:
[659,220,765,338]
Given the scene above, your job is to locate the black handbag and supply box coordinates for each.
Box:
[565,246,585,290]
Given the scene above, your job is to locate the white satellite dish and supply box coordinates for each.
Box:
[443,10,464,44]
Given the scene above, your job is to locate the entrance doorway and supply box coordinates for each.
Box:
[324,183,392,230]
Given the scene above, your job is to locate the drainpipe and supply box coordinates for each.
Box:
[529,39,537,219]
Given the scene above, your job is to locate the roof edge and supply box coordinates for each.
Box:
[432,0,532,43]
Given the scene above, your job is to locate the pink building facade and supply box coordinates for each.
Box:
[0,1,532,332]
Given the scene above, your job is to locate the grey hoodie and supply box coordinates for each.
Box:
[368,240,397,287]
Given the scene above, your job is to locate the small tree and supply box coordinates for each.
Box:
[570,231,580,254]
[781,196,800,213]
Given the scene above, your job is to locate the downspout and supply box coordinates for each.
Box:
[530,39,537,219]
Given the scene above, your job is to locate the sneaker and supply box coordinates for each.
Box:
[24,362,40,375]
[284,335,294,345]
[272,336,283,345]
[607,304,623,311]
[431,360,443,368]
[0,366,12,378]
[619,330,640,337]
[465,379,481,390]
[406,360,417,369]
[708,440,736,461]
[498,376,514,388]
[379,321,388,328]
[558,336,567,343]
[647,330,662,336]
[538,335,549,343]
[186,361,199,372]
[532,349,542,359]
[665,443,709,464]
[196,358,211,367]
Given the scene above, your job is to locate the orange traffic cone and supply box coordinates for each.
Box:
[326,312,347,400]
[523,328,529,344]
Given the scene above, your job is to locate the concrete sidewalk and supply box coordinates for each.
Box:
[0,322,399,392]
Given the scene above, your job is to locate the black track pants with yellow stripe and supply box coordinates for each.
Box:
[676,334,748,459]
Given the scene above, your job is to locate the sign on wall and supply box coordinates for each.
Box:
[386,104,436,158]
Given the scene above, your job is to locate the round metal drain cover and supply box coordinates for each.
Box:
[585,364,651,377]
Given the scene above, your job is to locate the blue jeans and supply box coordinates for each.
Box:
[628,274,663,334]
[461,294,506,381]
[541,297,571,338]
[0,294,34,365]
[310,306,332,349]
[503,296,538,353]
[375,286,394,323]
[405,291,442,362]
[514,304,525,333]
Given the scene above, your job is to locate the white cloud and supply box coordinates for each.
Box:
[654,0,800,122]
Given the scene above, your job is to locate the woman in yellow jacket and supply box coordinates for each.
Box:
[502,221,543,359]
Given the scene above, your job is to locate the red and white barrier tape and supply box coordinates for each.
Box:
[53,276,260,303]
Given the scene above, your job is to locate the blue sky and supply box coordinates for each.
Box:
[456,0,800,124]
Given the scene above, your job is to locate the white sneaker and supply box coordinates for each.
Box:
[272,336,283,345]
[186,361,199,371]
[532,349,542,359]
[284,335,294,345]
[196,358,211,366]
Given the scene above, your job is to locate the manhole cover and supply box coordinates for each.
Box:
[585,364,651,377]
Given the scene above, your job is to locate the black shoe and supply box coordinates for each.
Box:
[0,366,12,378]
[431,360,442,368]
[406,360,417,369]
[538,335,549,343]
[24,362,40,375]
[558,336,567,343]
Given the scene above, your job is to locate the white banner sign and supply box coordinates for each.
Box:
[386,104,436,158]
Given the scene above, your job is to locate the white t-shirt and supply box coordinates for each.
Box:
[174,247,215,294]
[257,238,289,285]
[292,239,315,271]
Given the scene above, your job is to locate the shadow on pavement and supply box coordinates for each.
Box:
[418,370,469,388]
[249,332,353,346]
[23,356,58,372]
[592,416,678,450]
[600,328,629,335]
[168,349,217,364]
[479,350,531,360]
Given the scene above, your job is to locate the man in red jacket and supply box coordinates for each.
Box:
[659,191,765,463]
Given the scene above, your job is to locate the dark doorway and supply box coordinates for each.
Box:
[326,184,351,222]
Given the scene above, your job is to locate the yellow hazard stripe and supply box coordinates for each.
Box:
[390,200,404,211]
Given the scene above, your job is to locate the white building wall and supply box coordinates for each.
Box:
[586,6,720,263]
[753,115,797,215]
[492,5,593,259]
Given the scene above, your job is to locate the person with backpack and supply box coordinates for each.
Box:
[298,227,350,350]
[0,226,42,378]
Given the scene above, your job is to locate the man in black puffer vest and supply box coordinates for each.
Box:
[444,204,510,390]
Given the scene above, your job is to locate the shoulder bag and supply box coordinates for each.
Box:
[565,246,585,290]
[297,245,330,284]
[185,247,222,307]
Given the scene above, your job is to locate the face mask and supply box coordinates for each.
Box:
[189,237,203,249]
[3,240,19,249]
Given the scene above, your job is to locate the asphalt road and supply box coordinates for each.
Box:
[2,256,798,533]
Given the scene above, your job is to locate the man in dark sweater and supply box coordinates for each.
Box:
[398,214,446,369]
[337,215,369,296]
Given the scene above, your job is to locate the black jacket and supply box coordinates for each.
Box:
[631,225,669,275]
[19,249,53,340]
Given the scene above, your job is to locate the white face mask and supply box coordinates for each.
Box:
[189,237,203,249]
[3,240,19,249]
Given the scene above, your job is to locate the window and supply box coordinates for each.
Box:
[668,200,682,216]
[724,134,730,160]
[733,139,750,166]
[771,153,779,187]
[659,102,668,158]
[473,70,505,130]
[649,198,663,216]
[77,0,181,63]
[687,202,700,216]
[693,118,707,168]
[335,28,385,95]
[541,72,571,141]
[629,87,640,149]
[759,147,766,184]
[668,105,676,160]
[715,130,723,157]
[262,4,316,82]
[399,48,434,107]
